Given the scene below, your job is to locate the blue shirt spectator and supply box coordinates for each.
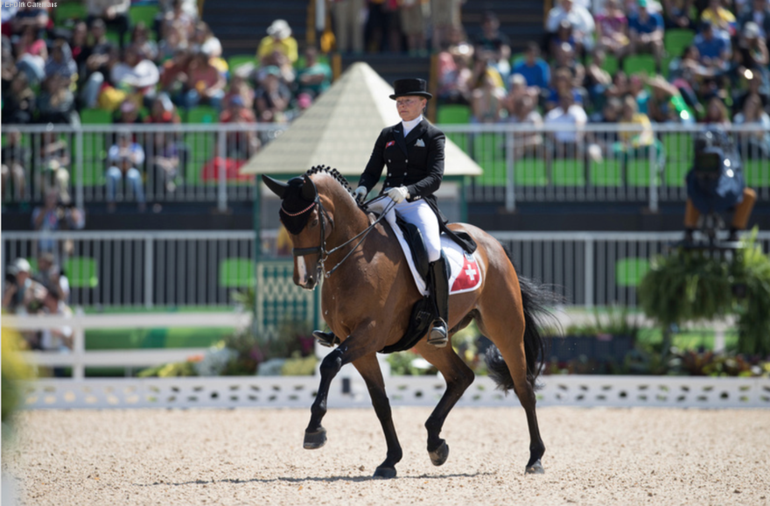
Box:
[628,8,664,34]
[694,25,731,60]
[512,57,550,90]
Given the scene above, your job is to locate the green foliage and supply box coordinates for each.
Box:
[387,351,438,376]
[137,360,198,377]
[639,231,770,356]
[281,353,318,376]
[2,329,35,429]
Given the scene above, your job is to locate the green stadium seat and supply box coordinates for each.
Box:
[514,158,548,186]
[80,108,112,124]
[128,5,159,28]
[623,54,657,77]
[473,133,506,186]
[601,54,619,75]
[219,258,255,287]
[185,105,219,124]
[64,257,99,288]
[82,132,108,186]
[436,104,471,124]
[55,1,88,24]
[552,158,586,186]
[664,29,695,58]
[446,132,471,155]
[228,54,257,74]
[591,159,623,186]
[615,258,649,287]
[744,159,769,187]
[663,133,692,187]
[183,131,214,184]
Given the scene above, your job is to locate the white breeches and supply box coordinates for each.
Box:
[368,196,442,262]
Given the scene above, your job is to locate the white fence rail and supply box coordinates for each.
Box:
[3,123,768,209]
[19,375,770,410]
[4,230,770,310]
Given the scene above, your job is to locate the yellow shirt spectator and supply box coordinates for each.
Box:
[258,19,298,64]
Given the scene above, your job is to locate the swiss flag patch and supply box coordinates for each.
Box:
[451,254,481,293]
[385,140,395,149]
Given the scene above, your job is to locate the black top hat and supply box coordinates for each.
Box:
[389,78,432,100]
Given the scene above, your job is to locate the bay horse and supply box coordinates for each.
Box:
[263,166,556,479]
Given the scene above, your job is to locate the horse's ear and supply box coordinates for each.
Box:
[301,174,317,201]
[262,175,288,198]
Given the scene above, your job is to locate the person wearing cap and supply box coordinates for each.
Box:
[257,19,298,66]
[3,258,47,316]
[358,78,451,347]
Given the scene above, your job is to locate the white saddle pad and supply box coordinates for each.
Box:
[382,210,483,297]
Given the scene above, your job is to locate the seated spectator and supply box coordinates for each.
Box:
[10,4,48,35]
[475,12,512,82]
[436,42,473,105]
[545,66,584,112]
[158,19,189,62]
[1,129,29,200]
[546,0,596,53]
[512,42,551,93]
[14,25,47,86]
[2,37,17,89]
[595,0,630,59]
[79,19,116,108]
[192,21,222,58]
[2,73,36,124]
[733,69,770,113]
[106,131,146,212]
[628,74,651,113]
[39,289,74,357]
[584,49,613,111]
[130,22,159,62]
[219,95,260,158]
[738,0,770,39]
[694,20,732,72]
[544,90,588,158]
[604,69,629,101]
[145,93,182,124]
[733,92,770,159]
[86,0,130,48]
[258,19,298,66]
[32,190,85,253]
[296,47,332,99]
[700,0,738,36]
[628,0,665,70]
[647,75,685,122]
[702,95,731,126]
[222,74,254,110]
[159,48,191,100]
[69,21,89,68]
[34,252,70,304]
[181,50,225,109]
[470,68,506,123]
[614,95,655,162]
[505,74,533,113]
[255,66,292,123]
[734,22,769,82]
[144,130,181,195]
[37,131,71,202]
[587,96,622,161]
[163,0,195,42]
[551,25,586,89]
[2,258,47,318]
[508,94,544,158]
[110,45,160,107]
[45,39,77,83]
[669,44,715,82]
[662,0,695,30]
[549,20,580,67]
[113,99,144,125]
[37,74,79,125]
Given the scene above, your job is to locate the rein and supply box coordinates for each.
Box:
[293,195,396,278]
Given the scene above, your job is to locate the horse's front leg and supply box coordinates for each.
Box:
[352,353,402,479]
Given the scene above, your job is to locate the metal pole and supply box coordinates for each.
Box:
[584,237,594,309]
[217,129,227,212]
[649,135,658,212]
[76,129,84,209]
[505,131,516,212]
[73,323,85,380]
[144,238,153,308]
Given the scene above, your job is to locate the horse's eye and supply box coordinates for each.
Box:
[311,218,319,227]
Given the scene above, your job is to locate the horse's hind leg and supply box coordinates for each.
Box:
[478,302,545,474]
[413,339,475,467]
[352,354,403,479]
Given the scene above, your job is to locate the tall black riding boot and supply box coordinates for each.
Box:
[427,254,450,347]
[312,330,340,348]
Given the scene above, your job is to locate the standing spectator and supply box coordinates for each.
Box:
[182,50,225,109]
[662,0,696,30]
[2,73,36,124]
[86,0,130,49]
[255,66,292,123]
[32,190,85,253]
[546,0,596,53]
[475,12,512,83]
[400,0,427,56]
[106,131,146,212]
[628,0,665,70]
[431,0,464,51]
[700,0,738,36]
[694,20,732,72]
[219,95,260,158]
[738,0,770,38]
[110,45,160,107]
[1,130,29,201]
[296,47,332,99]
[37,74,79,125]
[436,42,473,104]
[257,19,298,66]
[332,0,365,54]
[38,131,72,203]
[733,93,770,159]
[470,68,506,123]
[365,0,391,53]
[512,42,551,93]
[595,0,630,59]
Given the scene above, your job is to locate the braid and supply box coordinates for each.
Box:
[307,165,354,195]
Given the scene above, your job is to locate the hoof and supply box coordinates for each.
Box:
[525,459,544,474]
[373,466,397,479]
[429,441,450,466]
[303,427,327,450]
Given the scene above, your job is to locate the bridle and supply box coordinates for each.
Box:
[289,186,396,278]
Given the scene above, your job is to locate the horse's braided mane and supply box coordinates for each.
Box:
[306,165,353,196]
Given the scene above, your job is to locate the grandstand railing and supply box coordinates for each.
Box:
[5,230,770,310]
[2,123,767,210]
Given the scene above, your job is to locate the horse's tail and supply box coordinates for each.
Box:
[486,258,562,392]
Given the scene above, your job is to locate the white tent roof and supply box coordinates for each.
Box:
[239,62,481,177]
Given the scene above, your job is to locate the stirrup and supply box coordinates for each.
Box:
[427,320,448,348]
[312,330,339,348]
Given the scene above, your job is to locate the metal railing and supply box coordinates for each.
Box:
[3,123,767,210]
[5,230,770,311]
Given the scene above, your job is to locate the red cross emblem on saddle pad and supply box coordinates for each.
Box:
[450,254,482,294]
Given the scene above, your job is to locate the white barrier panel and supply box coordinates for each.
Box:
[20,376,770,410]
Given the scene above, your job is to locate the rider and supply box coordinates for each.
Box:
[314,77,450,348]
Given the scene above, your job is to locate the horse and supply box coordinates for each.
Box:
[262,166,557,479]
